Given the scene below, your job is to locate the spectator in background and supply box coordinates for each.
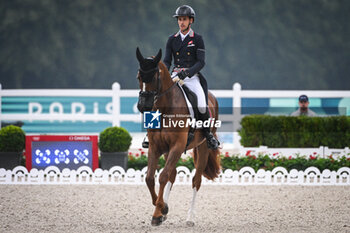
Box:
[291,95,317,116]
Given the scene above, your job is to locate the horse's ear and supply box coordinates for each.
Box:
[154,49,162,64]
[136,47,144,63]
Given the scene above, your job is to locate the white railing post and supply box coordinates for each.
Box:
[112,82,121,126]
[0,83,2,129]
[233,82,242,149]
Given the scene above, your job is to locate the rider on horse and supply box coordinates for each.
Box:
[164,5,219,150]
[136,6,221,224]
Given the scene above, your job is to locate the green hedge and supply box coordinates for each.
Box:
[239,115,350,148]
[127,152,195,171]
[99,126,132,152]
[126,151,349,172]
[221,154,350,172]
[20,150,350,171]
[0,125,25,152]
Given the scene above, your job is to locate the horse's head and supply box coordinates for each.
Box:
[136,47,162,113]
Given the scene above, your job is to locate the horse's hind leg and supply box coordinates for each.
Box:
[186,143,209,226]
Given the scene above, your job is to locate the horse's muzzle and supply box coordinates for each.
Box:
[137,91,155,113]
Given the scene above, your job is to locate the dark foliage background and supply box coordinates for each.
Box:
[1,0,349,90]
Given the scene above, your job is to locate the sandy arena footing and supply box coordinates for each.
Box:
[0,185,349,233]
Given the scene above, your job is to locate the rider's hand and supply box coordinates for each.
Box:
[172,76,180,82]
[172,76,185,86]
[177,70,189,80]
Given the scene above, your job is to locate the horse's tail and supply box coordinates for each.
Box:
[202,93,221,180]
[203,135,221,180]
[192,139,221,180]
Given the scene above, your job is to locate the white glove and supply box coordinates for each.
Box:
[171,73,185,86]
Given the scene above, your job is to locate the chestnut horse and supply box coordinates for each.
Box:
[136,48,221,226]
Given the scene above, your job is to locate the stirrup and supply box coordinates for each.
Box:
[142,136,149,148]
[206,133,219,150]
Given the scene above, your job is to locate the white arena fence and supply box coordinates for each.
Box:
[1,82,350,148]
[1,166,349,186]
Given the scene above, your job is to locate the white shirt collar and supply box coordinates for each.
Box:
[180,28,192,41]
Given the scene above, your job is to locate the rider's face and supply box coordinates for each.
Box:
[177,16,192,33]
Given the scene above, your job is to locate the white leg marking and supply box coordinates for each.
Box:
[186,187,197,226]
[163,181,172,204]
[142,83,146,91]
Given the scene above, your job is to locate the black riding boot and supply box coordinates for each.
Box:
[200,109,219,150]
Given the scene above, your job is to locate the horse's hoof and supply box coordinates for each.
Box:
[151,216,163,226]
[186,220,195,227]
[161,203,169,215]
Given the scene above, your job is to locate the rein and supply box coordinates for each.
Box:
[155,81,177,100]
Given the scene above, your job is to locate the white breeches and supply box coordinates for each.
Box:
[172,72,207,114]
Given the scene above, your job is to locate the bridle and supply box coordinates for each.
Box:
[138,66,177,101]
[138,66,159,82]
[138,66,160,96]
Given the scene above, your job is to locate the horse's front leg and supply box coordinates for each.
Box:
[160,161,177,223]
[145,146,160,206]
[163,153,177,205]
[151,147,184,226]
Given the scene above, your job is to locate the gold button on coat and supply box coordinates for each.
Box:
[176,52,179,55]
[187,52,190,55]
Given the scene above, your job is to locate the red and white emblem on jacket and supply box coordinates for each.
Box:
[188,40,193,45]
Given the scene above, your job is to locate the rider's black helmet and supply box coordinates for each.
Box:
[173,5,195,21]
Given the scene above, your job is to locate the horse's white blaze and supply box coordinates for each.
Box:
[186,187,198,224]
[163,181,172,204]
